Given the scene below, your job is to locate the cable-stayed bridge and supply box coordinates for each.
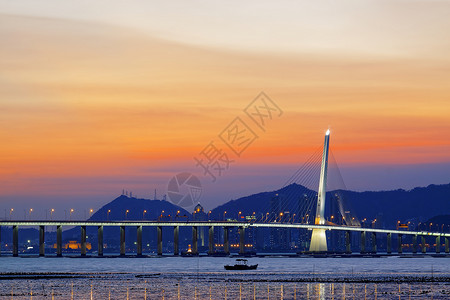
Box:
[0,220,448,257]
[1,130,449,257]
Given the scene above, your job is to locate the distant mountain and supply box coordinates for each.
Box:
[210,184,313,221]
[341,184,450,226]
[89,195,191,221]
[210,183,450,229]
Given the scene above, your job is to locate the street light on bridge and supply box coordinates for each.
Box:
[361,218,367,228]
[126,209,129,220]
[70,209,74,220]
[107,209,111,221]
[143,210,147,220]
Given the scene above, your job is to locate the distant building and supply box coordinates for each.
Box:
[53,241,92,251]
[269,194,291,250]
[192,203,207,246]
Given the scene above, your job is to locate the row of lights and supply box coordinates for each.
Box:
[4,208,187,221]
[4,208,93,220]
[214,244,254,247]
[7,208,446,233]
[116,209,186,220]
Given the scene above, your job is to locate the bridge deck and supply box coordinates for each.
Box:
[0,221,448,237]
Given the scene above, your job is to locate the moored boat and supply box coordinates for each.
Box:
[224,259,258,270]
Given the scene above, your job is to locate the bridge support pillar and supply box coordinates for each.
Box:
[13,225,18,257]
[192,226,198,255]
[412,235,417,254]
[360,231,366,254]
[310,229,327,252]
[436,236,441,254]
[309,130,330,252]
[120,226,126,256]
[421,236,426,253]
[157,226,162,256]
[371,232,377,253]
[345,231,351,254]
[445,237,449,254]
[98,226,103,257]
[224,227,229,254]
[239,227,245,255]
[80,226,87,257]
[39,225,45,257]
[57,225,62,257]
[137,226,142,256]
[174,226,179,255]
[208,226,214,255]
[387,233,392,254]
[397,234,403,254]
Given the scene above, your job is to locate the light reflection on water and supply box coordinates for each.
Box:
[2,280,449,299]
[1,256,450,299]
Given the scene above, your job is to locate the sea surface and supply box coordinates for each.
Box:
[1,255,449,299]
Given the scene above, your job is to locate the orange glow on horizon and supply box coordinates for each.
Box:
[1,8,450,198]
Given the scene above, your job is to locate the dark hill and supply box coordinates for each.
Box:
[210,184,314,221]
[211,183,450,229]
[340,184,450,227]
[90,195,191,221]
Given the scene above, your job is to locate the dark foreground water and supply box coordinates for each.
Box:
[1,256,449,299]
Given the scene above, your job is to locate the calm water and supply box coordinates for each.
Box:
[1,256,449,299]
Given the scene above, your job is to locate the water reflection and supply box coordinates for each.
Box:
[3,275,450,299]
[3,281,450,299]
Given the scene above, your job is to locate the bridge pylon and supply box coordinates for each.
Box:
[309,129,330,252]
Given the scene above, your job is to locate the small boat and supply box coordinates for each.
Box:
[224,259,258,270]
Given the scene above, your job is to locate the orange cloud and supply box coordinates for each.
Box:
[0,14,449,198]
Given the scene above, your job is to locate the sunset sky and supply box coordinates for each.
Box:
[1,0,450,217]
